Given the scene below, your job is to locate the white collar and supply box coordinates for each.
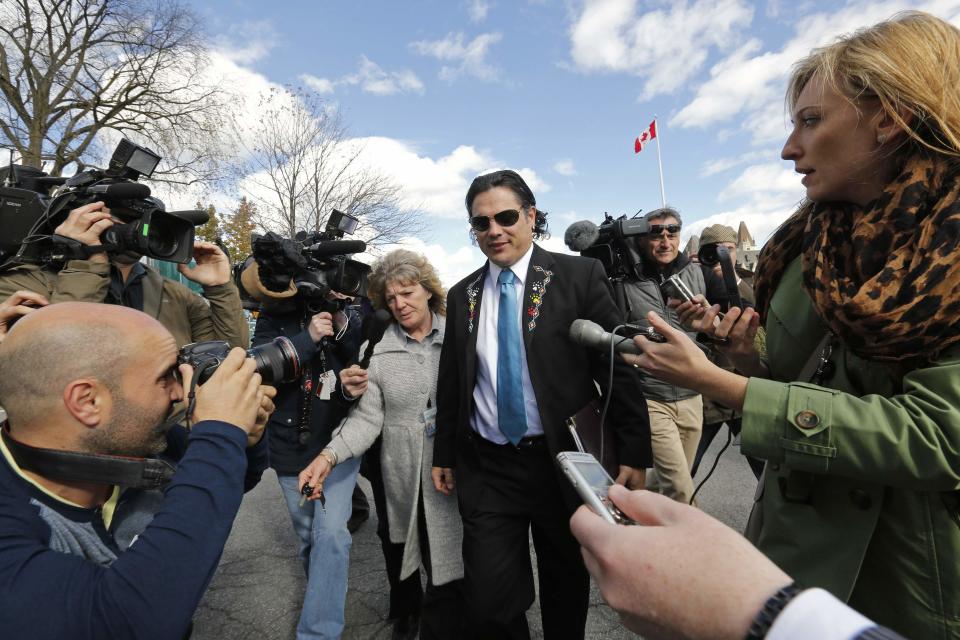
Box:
[488,243,535,285]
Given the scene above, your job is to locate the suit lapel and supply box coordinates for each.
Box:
[463,265,487,397]
[523,245,556,351]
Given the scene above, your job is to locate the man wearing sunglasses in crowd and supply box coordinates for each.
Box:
[432,169,652,639]
[624,208,725,506]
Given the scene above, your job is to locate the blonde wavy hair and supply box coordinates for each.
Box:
[367,249,446,317]
[786,10,960,159]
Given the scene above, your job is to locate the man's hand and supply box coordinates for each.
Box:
[0,291,49,343]
[339,365,368,398]
[432,467,456,495]
[178,241,231,286]
[180,347,263,434]
[570,485,791,639]
[614,465,646,490]
[307,311,335,344]
[247,385,277,447]
[298,451,335,501]
[53,202,114,263]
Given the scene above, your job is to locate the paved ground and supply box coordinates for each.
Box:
[193,428,759,640]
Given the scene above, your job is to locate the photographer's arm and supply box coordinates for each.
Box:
[0,350,264,640]
[182,243,248,349]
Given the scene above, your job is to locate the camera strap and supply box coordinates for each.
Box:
[1,426,176,490]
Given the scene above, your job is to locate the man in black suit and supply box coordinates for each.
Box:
[432,170,652,639]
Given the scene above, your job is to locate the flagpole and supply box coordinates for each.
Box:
[653,115,666,207]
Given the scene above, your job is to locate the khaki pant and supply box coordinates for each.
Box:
[646,396,703,505]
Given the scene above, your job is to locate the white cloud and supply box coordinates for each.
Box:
[296,57,424,97]
[299,73,335,94]
[700,150,773,177]
[553,159,577,176]
[213,20,279,65]
[568,0,754,100]
[468,0,492,22]
[671,0,960,142]
[676,160,804,247]
[343,56,425,95]
[410,32,503,81]
[717,162,799,202]
[366,236,484,288]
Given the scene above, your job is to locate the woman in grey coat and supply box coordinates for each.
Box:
[299,249,463,640]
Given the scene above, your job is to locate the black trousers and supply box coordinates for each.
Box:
[461,436,589,640]
[364,437,423,620]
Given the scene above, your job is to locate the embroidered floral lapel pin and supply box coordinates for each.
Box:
[466,272,483,333]
[526,265,553,332]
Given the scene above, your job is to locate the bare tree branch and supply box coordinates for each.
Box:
[0,0,229,187]
[232,86,424,249]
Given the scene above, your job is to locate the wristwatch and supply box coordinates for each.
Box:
[745,582,801,639]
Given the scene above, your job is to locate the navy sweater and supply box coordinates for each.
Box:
[0,421,268,640]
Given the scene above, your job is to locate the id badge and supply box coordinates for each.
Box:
[317,370,335,401]
[423,406,438,437]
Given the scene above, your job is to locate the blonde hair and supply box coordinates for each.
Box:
[367,249,446,316]
[786,11,960,158]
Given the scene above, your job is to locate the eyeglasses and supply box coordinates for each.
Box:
[469,208,522,232]
[649,224,681,237]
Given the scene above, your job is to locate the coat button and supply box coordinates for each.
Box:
[417,354,425,364]
[795,410,820,429]
[849,489,872,510]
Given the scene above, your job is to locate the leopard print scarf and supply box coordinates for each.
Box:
[754,154,960,363]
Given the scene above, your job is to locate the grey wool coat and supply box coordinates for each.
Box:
[325,314,464,586]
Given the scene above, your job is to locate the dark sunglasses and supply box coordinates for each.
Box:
[469,208,522,232]
[649,223,681,236]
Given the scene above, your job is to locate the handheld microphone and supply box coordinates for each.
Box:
[564,220,601,252]
[569,319,644,355]
[359,309,393,368]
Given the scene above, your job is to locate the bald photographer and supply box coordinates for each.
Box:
[0,301,275,640]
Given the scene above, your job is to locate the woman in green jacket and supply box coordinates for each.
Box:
[625,11,960,639]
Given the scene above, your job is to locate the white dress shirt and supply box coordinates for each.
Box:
[768,589,876,640]
[470,244,544,444]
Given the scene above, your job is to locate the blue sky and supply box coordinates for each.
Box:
[180,0,960,286]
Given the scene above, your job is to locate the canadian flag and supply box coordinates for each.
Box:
[634,120,657,153]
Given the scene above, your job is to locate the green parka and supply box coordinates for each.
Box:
[742,258,960,639]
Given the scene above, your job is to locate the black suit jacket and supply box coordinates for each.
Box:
[433,244,652,513]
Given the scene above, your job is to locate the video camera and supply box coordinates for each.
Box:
[0,139,207,270]
[564,214,650,280]
[240,209,371,310]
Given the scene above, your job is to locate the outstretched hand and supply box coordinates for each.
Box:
[570,486,791,639]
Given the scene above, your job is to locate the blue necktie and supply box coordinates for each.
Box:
[497,269,528,445]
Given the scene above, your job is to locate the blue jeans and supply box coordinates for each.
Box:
[277,456,360,640]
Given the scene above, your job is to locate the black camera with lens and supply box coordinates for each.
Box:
[0,139,207,270]
[240,209,371,309]
[178,336,302,386]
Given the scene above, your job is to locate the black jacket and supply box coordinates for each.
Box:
[434,245,652,514]
[253,307,360,475]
